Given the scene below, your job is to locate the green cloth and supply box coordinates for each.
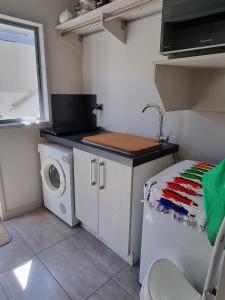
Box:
[203,159,225,246]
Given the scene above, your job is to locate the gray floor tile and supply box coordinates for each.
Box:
[68,228,128,277]
[88,280,133,300]
[2,209,140,300]
[38,239,109,300]
[114,264,141,300]
[0,225,33,273]
[8,208,76,253]
[0,257,70,300]
[0,283,8,300]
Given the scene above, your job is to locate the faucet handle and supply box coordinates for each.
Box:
[167,131,172,139]
[158,131,172,143]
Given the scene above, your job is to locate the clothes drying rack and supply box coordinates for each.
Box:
[202,217,225,300]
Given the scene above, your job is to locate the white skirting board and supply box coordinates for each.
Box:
[1,200,43,221]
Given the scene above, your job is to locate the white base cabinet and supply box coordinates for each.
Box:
[73,149,99,232]
[74,148,175,264]
[98,157,132,256]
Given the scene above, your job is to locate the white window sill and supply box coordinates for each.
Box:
[0,121,51,130]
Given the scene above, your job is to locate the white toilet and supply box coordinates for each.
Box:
[140,259,201,300]
[140,217,225,300]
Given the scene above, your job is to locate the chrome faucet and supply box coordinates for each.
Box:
[141,103,169,143]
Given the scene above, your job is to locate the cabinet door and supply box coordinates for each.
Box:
[98,158,132,255]
[73,149,98,233]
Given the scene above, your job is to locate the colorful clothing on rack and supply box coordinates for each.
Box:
[144,160,216,231]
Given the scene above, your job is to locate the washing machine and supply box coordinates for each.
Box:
[38,143,79,227]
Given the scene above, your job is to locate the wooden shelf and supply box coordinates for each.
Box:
[153,53,225,112]
[56,0,162,41]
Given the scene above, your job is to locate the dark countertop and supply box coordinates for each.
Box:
[40,128,179,167]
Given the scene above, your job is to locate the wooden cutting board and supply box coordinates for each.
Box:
[83,132,162,155]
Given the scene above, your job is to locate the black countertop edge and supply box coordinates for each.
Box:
[40,129,179,167]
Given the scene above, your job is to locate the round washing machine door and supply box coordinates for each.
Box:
[41,158,66,197]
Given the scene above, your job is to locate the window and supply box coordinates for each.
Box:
[0,14,49,126]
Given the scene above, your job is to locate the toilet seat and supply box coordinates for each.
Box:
[141,259,201,300]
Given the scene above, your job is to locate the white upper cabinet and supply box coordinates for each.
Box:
[154,53,225,112]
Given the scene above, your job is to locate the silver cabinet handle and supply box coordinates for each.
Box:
[99,162,105,190]
[90,159,96,186]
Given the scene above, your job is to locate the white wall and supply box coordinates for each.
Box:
[0,126,42,213]
[0,0,82,219]
[82,13,225,164]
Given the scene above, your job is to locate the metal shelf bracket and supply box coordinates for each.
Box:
[101,13,127,44]
[59,32,83,54]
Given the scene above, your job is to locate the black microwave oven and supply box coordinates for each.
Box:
[161,0,225,57]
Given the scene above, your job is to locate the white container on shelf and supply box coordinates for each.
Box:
[59,9,73,24]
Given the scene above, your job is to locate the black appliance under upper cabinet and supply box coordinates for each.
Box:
[161,0,225,58]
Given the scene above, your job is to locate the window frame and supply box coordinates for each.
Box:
[0,14,50,128]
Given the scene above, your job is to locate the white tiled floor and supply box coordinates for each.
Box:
[0,208,141,300]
